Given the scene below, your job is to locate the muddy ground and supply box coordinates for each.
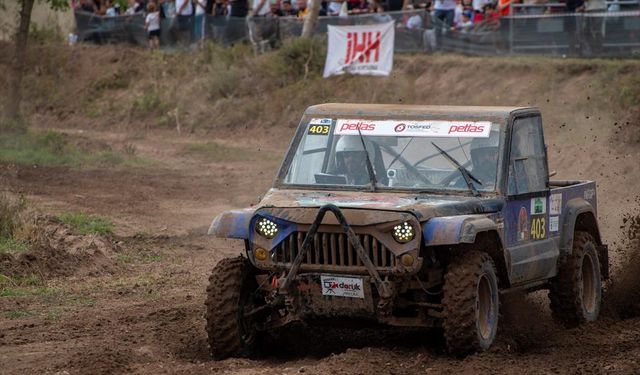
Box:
[1,45,640,374]
[0,123,638,375]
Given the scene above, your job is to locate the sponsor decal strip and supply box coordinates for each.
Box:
[334,119,493,138]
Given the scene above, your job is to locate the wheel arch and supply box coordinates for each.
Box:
[560,199,608,278]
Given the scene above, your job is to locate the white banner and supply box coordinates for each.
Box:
[334,119,493,138]
[323,21,395,78]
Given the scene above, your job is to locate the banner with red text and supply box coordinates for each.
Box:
[323,21,395,78]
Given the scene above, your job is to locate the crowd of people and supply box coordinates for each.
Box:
[72,0,634,48]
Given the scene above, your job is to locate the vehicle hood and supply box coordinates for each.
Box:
[258,188,504,222]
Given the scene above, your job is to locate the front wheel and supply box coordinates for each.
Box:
[442,251,500,355]
[204,256,266,359]
[549,231,602,327]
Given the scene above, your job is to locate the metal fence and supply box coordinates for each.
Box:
[74,9,640,58]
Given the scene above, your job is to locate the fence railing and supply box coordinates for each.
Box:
[74,9,640,58]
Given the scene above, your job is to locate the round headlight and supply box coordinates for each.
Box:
[255,217,279,239]
[392,222,415,243]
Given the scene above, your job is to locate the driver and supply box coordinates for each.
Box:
[469,130,500,187]
[335,136,372,185]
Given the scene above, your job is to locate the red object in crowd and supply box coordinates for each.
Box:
[499,0,511,16]
[473,12,484,23]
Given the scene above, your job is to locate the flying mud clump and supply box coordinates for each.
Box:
[606,203,640,319]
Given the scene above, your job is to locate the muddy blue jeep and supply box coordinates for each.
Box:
[205,104,608,358]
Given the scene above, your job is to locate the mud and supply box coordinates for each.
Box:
[2,46,640,374]
[0,215,121,278]
[606,204,640,319]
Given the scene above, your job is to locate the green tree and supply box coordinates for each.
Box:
[3,0,68,124]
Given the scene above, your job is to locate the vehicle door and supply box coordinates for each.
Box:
[503,114,559,285]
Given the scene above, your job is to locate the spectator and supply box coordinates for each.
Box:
[78,0,97,13]
[347,0,368,14]
[471,0,487,21]
[230,0,250,16]
[125,0,144,14]
[251,0,270,16]
[433,0,457,28]
[584,0,606,54]
[212,0,229,15]
[295,0,310,16]
[327,0,343,16]
[406,6,424,28]
[145,2,161,48]
[483,2,500,23]
[175,0,193,45]
[282,0,298,15]
[498,0,512,16]
[373,4,393,21]
[453,0,463,25]
[194,0,207,42]
[267,0,284,16]
[564,0,584,54]
[453,10,473,31]
[104,0,118,16]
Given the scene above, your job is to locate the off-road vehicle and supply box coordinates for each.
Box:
[205,104,608,357]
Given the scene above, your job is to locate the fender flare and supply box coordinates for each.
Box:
[423,215,498,246]
[559,198,602,256]
[207,208,256,239]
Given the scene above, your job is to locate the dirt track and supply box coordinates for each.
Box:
[0,123,638,375]
[2,45,640,374]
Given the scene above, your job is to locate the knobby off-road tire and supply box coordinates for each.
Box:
[443,251,500,355]
[549,231,602,328]
[205,256,262,360]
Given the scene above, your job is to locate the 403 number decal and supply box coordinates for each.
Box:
[308,125,330,135]
[530,217,546,240]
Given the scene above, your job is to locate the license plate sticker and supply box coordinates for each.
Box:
[320,275,364,299]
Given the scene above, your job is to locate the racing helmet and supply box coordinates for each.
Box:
[335,136,372,172]
[469,128,500,179]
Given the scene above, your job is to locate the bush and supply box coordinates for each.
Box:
[267,37,326,82]
[0,194,26,240]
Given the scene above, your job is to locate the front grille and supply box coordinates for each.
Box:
[272,232,397,271]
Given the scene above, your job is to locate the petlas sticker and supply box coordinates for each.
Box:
[334,119,492,138]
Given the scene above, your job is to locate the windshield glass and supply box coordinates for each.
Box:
[282,117,502,192]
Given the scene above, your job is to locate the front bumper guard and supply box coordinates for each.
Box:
[277,204,394,304]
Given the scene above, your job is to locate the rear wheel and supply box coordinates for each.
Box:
[443,251,500,355]
[205,256,266,359]
[549,231,602,327]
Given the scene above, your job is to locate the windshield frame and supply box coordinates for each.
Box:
[274,114,509,196]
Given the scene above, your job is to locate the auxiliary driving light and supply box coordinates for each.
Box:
[400,254,414,267]
[254,247,268,261]
[255,217,279,239]
[392,222,415,243]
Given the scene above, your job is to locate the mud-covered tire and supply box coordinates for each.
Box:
[205,256,262,360]
[443,251,500,355]
[549,231,602,327]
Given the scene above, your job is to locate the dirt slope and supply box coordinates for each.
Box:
[1,43,640,374]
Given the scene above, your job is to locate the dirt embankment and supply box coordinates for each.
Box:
[0,42,640,374]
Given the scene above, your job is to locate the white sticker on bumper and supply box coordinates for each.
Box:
[321,275,364,299]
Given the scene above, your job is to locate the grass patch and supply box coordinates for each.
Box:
[0,286,62,298]
[0,237,29,254]
[116,251,163,265]
[0,131,151,168]
[57,212,114,235]
[0,274,43,289]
